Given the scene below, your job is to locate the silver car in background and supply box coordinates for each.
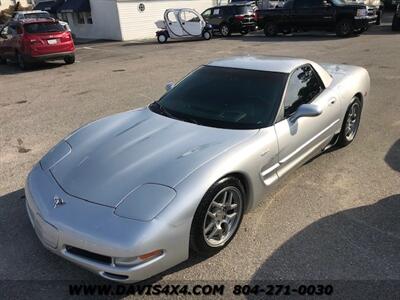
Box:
[25,56,370,282]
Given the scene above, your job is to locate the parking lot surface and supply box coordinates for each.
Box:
[1,17,399,298]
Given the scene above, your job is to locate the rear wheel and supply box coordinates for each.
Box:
[219,24,230,37]
[190,177,245,257]
[17,53,29,70]
[264,22,278,37]
[375,11,382,25]
[157,33,168,43]
[337,97,362,147]
[392,15,400,31]
[64,55,75,65]
[336,19,353,37]
[203,30,212,40]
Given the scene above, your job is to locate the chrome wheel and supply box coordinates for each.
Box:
[203,186,243,247]
[344,101,360,141]
[220,25,229,37]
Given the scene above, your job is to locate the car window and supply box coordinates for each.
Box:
[283,0,294,8]
[166,11,178,22]
[23,13,50,19]
[235,5,254,14]
[153,66,288,129]
[0,26,8,36]
[180,11,200,22]
[8,24,17,35]
[284,65,324,117]
[24,22,65,34]
[212,8,221,15]
[202,9,212,18]
[294,0,313,8]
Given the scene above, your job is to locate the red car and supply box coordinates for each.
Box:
[0,18,75,70]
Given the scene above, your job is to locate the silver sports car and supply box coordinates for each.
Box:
[25,56,370,282]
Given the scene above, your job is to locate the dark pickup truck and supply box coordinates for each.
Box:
[256,0,370,37]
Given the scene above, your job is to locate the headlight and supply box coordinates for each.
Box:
[114,184,176,221]
[114,250,163,267]
[356,8,367,17]
[40,141,71,171]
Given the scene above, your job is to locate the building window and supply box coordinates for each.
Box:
[60,13,68,23]
[86,12,93,24]
[76,12,85,24]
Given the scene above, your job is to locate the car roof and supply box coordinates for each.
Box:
[207,56,313,73]
[207,56,333,87]
[209,4,251,9]
[14,10,48,14]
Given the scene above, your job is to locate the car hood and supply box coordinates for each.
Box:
[49,108,256,207]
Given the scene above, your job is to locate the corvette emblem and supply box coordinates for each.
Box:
[53,196,65,208]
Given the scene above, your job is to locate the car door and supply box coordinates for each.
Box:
[165,10,184,37]
[179,9,203,36]
[274,64,341,178]
[309,0,335,28]
[293,0,314,29]
[209,7,224,29]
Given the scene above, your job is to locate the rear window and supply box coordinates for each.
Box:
[24,22,65,34]
[23,13,50,19]
[235,5,254,14]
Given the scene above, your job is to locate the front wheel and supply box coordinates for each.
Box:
[336,19,353,37]
[392,15,400,31]
[219,24,230,37]
[264,22,278,37]
[190,177,245,257]
[202,30,212,40]
[64,55,75,65]
[336,97,362,147]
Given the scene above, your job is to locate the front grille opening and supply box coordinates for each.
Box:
[65,245,112,265]
[102,272,129,280]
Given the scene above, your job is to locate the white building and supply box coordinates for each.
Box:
[0,0,34,11]
[34,0,219,41]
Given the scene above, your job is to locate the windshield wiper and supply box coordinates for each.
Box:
[151,101,199,125]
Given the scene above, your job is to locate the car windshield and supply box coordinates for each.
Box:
[24,22,65,33]
[24,13,50,19]
[150,66,288,129]
[235,5,254,14]
[331,0,347,4]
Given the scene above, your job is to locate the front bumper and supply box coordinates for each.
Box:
[353,17,370,29]
[25,164,189,282]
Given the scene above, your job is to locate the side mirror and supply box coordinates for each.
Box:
[289,104,322,123]
[165,82,174,92]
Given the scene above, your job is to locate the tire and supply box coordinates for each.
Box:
[64,55,75,65]
[17,53,29,70]
[264,22,278,37]
[336,97,362,147]
[336,19,354,37]
[392,15,400,31]
[219,23,230,37]
[375,11,382,25]
[203,30,212,40]
[190,177,245,257]
[157,33,168,43]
